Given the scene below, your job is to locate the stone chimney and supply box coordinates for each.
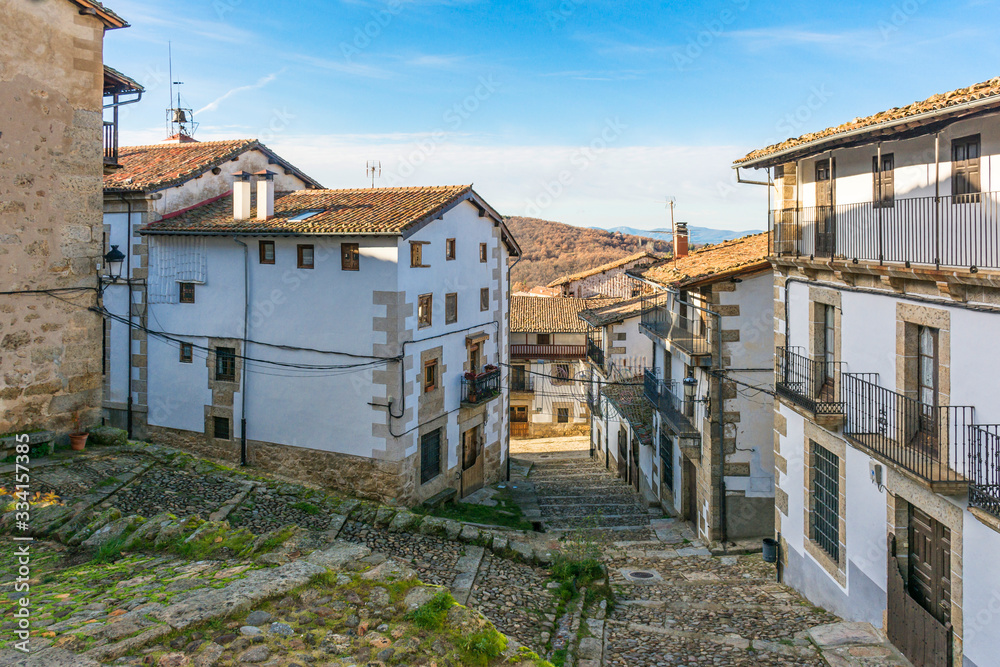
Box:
[233,171,252,220]
[675,222,689,258]
[254,170,276,220]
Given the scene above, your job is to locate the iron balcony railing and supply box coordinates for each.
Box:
[775,346,845,414]
[461,368,501,405]
[842,373,974,487]
[103,121,118,165]
[510,373,534,393]
[587,381,603,418]
[511,344,586,359]
[771,192,1000,270]
[587,338,605,370]
[643,368,699,436]
[969,424,1000,518]
[639,292,712,356]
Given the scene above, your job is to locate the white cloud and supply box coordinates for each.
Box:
[196,71,284,115]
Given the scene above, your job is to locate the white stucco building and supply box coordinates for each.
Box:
[102,140,519,504]
[630,232,776,543]
[736,76,1000,667]
[547,252,662,299]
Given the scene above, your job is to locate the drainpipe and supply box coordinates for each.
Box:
[934,132,941,269]
[233,237,250,466]
[715,310,726,547]
[118,195,134,439]
[506,253,522,482]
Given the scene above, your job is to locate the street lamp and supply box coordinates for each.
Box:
[103,245,125,282]
[683,373,698,417]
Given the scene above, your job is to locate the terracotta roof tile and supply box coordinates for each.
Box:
[104,65,142,96]
[104,139,322,192]
[70,0,128,28]
[579,295,648,327]
[632,232,770,288]
[736,76,1000,166]
[142,185,477,236]
[547,251,663,287]
[511,296,619,333]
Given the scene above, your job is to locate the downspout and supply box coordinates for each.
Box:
[233,237,250,466]
[506,253,522,482]
[715,310,726,547]
[118,195,133,439]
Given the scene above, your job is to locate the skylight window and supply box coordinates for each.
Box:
[288,210,323,222]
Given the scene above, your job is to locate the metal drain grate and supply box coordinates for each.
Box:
[628,571,655,579]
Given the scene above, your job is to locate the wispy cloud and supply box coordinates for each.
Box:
[196,70,284,115]
[727,27,864,49]
[282,52,396,79]
[540,69,645,81]
[405,54,466,68]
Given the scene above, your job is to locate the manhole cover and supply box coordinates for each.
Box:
[628,571,655,579]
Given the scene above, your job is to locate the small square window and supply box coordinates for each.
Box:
[557,407,569,423]
[179,282,196,303]
[446,238,456,260]
[479,242,488,262]
[418,294,432,328]
[536,333,551,345]
[213,416,230,439]
[424,359,438,393]
[215,347,236,382]
[259,241,275,265]
[480,287,489,311]
[410,242,425,268]
[297,244,314,269]
[179,342,193,363]
[342,243,359,271]
[445,293,458,324]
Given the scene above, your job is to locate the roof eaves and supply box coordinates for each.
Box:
[70,0,128,28]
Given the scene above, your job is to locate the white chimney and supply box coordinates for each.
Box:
[254,170,276,220]
[233,171,252,220]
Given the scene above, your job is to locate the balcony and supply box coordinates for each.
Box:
[842,373,974,493]
[587,383,602,418]
[104,121,119,168]
[771,192,1000,271]
[510,374,535,393]
[643,368,700,441]
[775,347,845,424]
[639,293,713,359]
[461,368,501,406]
[970,425,1000,519]
[587,338,605,370]
[511,344,586,359]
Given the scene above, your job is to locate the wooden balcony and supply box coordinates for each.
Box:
[511,344,585,359]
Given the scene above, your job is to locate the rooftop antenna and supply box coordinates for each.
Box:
[366,160,381,188]
[662,196,677,264]
[165,42,198,140]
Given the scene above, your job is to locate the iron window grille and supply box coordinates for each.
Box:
[213,416,230,440]
[179,282,195,303]
[811,442,840,562]
[215,347,237,382]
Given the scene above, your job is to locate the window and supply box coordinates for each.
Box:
[511,365,527,392]
[536,333,551,345]
[553,363,570,385]
[297,244,314,269]
[288,210,322,222]
[557,407,569,423]
[215,347,236,382]
[445,293,458,324]
[213,416,230,440]
[420,429,441,484]
[424,359,438,393]
[810,442,840,562]
[952,134,981,201]
[179,282,196,303]
[446,238,456,260]
[179,342,193,363]
[479,242,487,262]
[614,332,627,341]
[259,240,275,264]
[341,243,359,271]
[480,287,489,311]
[410,242,426,268]
[660,430,674,490]
[468,341,481,374]
[418,294,432,328]
[872,153,894,208]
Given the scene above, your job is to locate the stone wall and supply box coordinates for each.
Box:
[0,0,108,435]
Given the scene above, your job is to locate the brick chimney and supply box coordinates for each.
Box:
[675,222,689,258]
[254,170,276,220]
[233,171,252,220]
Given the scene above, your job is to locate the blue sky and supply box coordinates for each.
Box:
[105,0,1000,232]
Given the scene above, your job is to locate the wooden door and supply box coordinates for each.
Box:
[461,427,484,497]
[617,427,628,481]
[510,406,529,438]
[815,159,835,257]
[685,459,698,524]
[908,506,951,625]
[888,534,952,667]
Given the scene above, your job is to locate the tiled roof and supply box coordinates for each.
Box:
[579,295,648,327]
[69,0,128,28]
[104,65,143,96]
[511,296,619,333]
[547,252,663,287]
[143,185,478,236]
[104,139,322,192]
[632,232,770,288]
[602,379,654,447]
[736,76,1000,166]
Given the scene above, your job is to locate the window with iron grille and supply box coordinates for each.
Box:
[810,442,840,562]
[660,430,674,490]
[213,416,230,440]
[420,429,441,484]
[557,407,569,423]
[179,282,196,303]
[215,347,236,382]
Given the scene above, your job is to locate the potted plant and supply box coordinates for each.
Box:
[69,413,88,451]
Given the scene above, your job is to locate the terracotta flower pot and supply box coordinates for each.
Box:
[69,433,88,451]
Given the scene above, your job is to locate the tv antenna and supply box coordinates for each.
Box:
[165,42,198,139]
[366,160,381,188]
[663,196,677,263]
